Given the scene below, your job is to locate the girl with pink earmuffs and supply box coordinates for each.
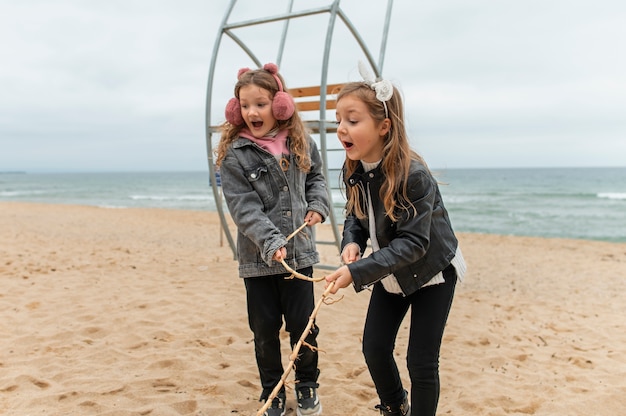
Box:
[215,63,329,416]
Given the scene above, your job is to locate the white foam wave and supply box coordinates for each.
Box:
[129,194,212,201]
[597,192,626,200]
[1,190,47,197]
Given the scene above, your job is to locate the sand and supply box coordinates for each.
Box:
[1,201,625,415]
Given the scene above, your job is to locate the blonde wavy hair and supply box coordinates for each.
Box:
[338,82,428,221]
[214,68,311,172]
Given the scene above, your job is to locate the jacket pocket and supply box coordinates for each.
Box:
[245,165,272,205]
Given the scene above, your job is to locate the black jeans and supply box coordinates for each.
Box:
[362,265,457,416]
[244,267,319,400]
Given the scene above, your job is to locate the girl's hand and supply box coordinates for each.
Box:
[324,265,353,294]
[304,211,323,226]
[272,247,287,262]
[341,243,361,265]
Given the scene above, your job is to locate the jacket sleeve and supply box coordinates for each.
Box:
[341,214,369,255]
[219,149,287,265]
[304,138,331,220]
[348,169,436,291]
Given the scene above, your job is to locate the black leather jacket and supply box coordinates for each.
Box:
[342,160,458,295]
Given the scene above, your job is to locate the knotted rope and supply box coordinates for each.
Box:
[256,222,342,415]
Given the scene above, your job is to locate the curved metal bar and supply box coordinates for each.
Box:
[276,0,295,66]
[379,0,394,72]
[317,0,342,255]
[223,6,332,30]
[204,0,238,258]
[223,30,262,67]
[205,0,395,263]
[336,9,380,77]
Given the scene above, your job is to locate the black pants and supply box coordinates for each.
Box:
[244,267,319,400]
[362,265,457,416]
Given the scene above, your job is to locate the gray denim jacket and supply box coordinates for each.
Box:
[219,135,330,277]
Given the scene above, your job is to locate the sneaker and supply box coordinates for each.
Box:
[262,394,285,416]
[296,386,322,416]
[375,390,410,415]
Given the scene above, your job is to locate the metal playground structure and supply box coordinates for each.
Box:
[204,0,394,268]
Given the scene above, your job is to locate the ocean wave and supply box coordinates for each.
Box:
[1,190,48,197]
[597,192,626,200]
[129,194,213,201]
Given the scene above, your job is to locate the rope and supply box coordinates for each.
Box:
[256,221,341,415]
[280,221,325,282]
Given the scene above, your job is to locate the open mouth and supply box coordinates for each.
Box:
[342,140,354,150]
[251,121,263,128]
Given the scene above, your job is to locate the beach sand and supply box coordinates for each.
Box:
[1,202,625,415]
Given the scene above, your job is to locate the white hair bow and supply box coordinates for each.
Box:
[358,61,393,116]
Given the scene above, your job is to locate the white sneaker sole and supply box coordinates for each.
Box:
[297,402,322,416]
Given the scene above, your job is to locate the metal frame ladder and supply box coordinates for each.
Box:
[204,0,394,268]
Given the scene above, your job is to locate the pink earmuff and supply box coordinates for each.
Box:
[224,63,295,125]
[262,63,295,121]
[224,67,250,125]
[224,97,244,125]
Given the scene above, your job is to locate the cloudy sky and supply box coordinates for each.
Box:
[2,0,625,172]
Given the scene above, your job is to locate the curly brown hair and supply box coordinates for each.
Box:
[214,68,311,172]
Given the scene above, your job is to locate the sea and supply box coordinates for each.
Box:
[1,167,625,243]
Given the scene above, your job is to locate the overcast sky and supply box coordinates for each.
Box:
[2,0,625,172]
